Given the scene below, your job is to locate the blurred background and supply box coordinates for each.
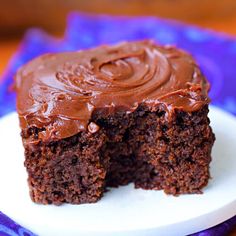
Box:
[0,0,236,75]
[1,0,236,37]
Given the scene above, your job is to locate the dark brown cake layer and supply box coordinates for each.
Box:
[23,105,214,204]
[16,40,209,142]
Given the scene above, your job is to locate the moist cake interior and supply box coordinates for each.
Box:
[23,104,214,205]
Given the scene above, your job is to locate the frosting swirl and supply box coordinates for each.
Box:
[16,40,210,141]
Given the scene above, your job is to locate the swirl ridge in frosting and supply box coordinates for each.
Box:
[16,40,210,141]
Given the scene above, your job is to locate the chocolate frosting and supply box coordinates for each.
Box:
[16,40,210,142]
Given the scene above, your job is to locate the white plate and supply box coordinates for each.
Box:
[0,106,236,236]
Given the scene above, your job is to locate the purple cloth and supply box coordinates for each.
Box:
[0,212,35,236]
[0,12,235,235]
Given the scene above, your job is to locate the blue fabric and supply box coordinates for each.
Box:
[0,12,235,235]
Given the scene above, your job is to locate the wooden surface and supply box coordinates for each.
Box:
[0,40,19,76]
[1,0,236,36]
[0,8,235,235]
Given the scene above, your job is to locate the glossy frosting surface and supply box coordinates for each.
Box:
[16,41,210,141]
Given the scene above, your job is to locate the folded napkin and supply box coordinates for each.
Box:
[0,12,235,236]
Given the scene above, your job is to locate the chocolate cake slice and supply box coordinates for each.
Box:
[15,40,215,205]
